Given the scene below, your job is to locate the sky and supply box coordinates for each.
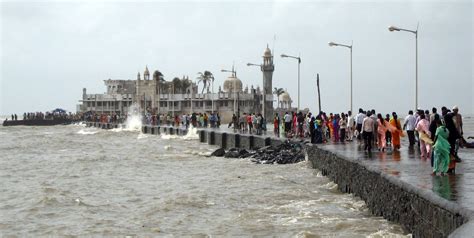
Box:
[1,0,473,116]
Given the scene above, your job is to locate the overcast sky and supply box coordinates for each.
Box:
[1,0,472,116]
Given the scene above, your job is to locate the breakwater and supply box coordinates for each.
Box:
[86,122,473,237]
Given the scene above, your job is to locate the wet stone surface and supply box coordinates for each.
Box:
[211,140,306,164]
[319,139,474,210]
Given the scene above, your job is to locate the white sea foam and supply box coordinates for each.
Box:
[77,129,99,135]
[110,127,124,132]
[161,134,179,140]
[137,133,148,140]
[367,230,412,238]
[124,103,142,132]
[182,126,199,140]
[73,122,86,127]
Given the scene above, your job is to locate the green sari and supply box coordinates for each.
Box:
[433,126,450,173]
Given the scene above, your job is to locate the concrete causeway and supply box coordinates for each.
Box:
[86,122,474,237]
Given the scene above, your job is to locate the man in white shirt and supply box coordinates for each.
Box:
[355,108,366,140]
[347,111,355,141]
[362,111,374,151]
[284,112,292,133]
[403,110,416,147]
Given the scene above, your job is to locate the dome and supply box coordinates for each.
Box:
[279,92,291,102]
[223,76,243,92]
[264,47,272,57]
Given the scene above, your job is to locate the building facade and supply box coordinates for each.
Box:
[79,47,277,123]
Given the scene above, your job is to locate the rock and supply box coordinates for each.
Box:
[214,141,305,164]
[224,150,240,158]
[211,148,225,157]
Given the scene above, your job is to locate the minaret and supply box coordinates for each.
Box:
[262,44,274,119]
[144,66,150,80]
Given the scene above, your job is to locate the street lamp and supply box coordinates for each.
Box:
[190,79,194,114]
[221,68,238,115]
[281,53,301,111]
[388,24,419,110]
[328,41,353,113]
[247,63,265,118]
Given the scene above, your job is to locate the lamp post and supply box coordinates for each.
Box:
[388,24,419,110]
[247,62,265,118]
[221,68,237,115]
[190,79,193,114]
[328,41,353,113]
[281,53,301,111]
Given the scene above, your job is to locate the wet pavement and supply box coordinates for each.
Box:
[319,139,474,210]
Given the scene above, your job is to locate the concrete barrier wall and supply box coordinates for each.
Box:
[305,144,469,238]
[226,134,240,149]
[207,131,214,145]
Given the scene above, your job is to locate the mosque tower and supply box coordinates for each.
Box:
[262,44,274,120]
[144,66,150,80]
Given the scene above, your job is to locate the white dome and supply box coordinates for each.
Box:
[279,92,291,102]
[264,47,272,57]
[223,76,243,92]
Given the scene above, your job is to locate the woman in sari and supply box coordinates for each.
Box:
[377,113,388,151]
[389,112,402,150]
[327,114,334,141]
[416,114,432,159]
[433,121,450,176]
[333,114,340,142]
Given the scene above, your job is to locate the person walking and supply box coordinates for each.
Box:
[333,114,340,142]
[377,113,388,151]
[390,112,402,151]
[339,113,347,143]
[247,113,253,134]
[433,121,450,176]
[355,108,365,140]
[416,113,432,160]
[443,110,460,173]
[284,112,291,135]
[404,110,417,147]
[347,111,354,141]
[273,113,280,137]
[385,114,392,147]
[429,114,441,167]
[362,111,374,151]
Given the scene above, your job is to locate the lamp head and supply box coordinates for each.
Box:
[388,26,400,32]
[281,54,288,58]
[328,42,337,47]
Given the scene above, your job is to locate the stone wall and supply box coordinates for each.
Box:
[305,144,471,238]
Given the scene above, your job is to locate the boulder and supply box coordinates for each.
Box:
[211,148,225,157]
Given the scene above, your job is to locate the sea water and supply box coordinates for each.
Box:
[0,123,410,237]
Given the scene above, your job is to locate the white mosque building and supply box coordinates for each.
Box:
[79,46,295,122]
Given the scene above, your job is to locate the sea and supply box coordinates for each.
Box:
[0,117,415,237]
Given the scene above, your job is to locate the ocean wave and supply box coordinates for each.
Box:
[182,127,199,140]
[77,129,99,135]
[161,134,179,140]
[367,230,412,238]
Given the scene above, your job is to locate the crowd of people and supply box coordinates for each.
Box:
[266,106,466,176]
[83,105,468,176]
[84,112,223,129]
[5,111,81,121]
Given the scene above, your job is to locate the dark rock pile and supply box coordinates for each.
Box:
[210,140,306,164]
